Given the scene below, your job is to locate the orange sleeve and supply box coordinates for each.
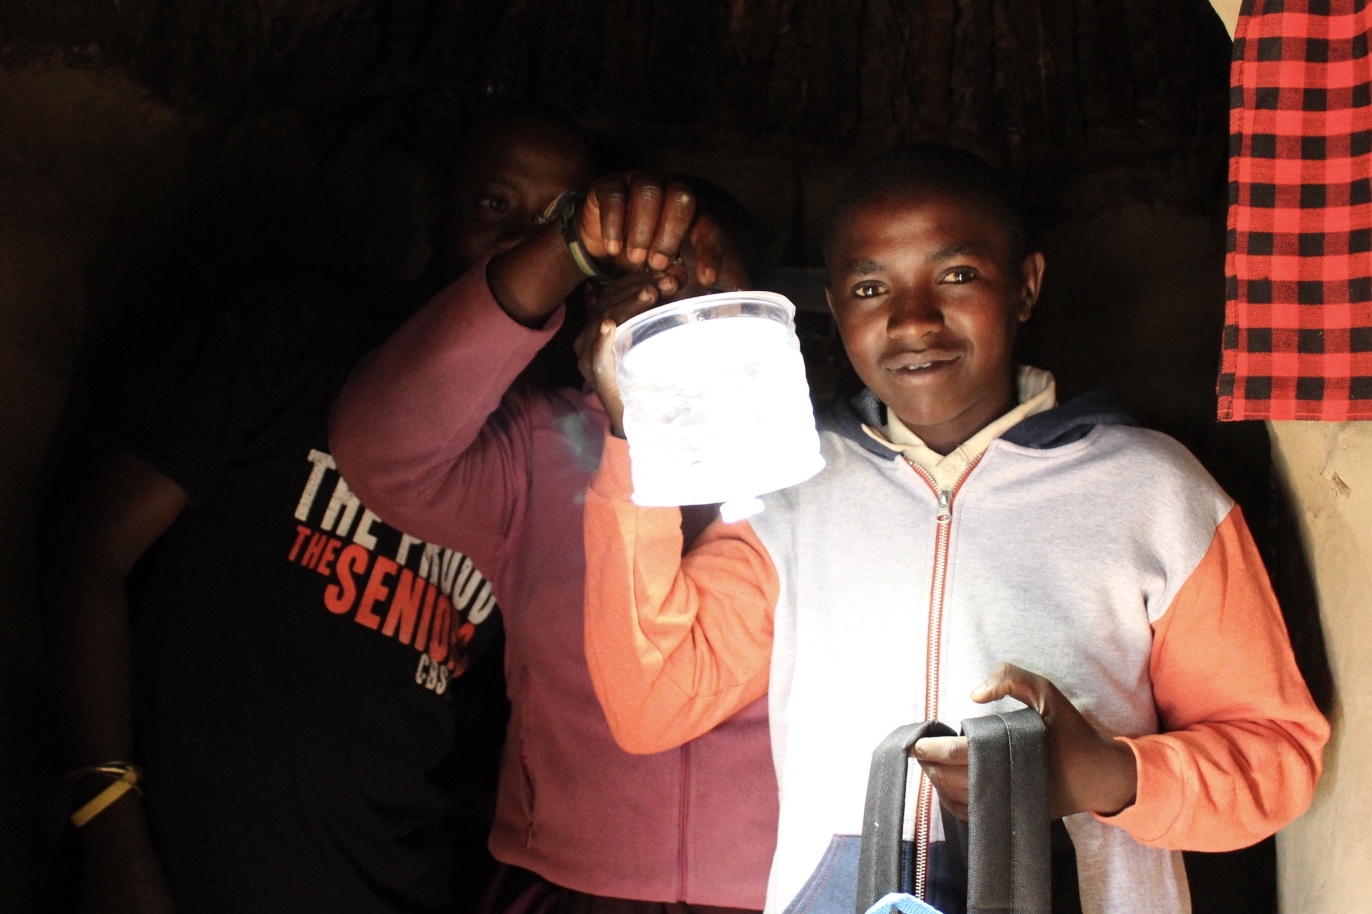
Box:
[583,434,780,754]
[1101,506,1330,850]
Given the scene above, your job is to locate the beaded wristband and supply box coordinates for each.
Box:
[537,190,609,281]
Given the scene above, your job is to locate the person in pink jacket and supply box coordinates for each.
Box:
[330,173,778,914]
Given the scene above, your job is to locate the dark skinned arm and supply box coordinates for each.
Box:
[44,448,187,914]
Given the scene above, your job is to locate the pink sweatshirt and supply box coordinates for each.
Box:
[328,261,778,907]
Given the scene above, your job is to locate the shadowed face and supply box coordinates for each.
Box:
[439,116,594,275]
[825,191,1044,454]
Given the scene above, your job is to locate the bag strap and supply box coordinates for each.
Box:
[856,720,956,914]
[855,709,1050,914]
[962,709,1050,914]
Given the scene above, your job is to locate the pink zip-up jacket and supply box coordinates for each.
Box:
[328,260,778,907]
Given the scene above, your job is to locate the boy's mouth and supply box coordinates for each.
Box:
[882,352,958,374]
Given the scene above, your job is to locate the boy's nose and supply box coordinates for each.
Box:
[510,208,544,241]
[887,289,943,338]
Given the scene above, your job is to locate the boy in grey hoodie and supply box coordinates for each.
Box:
[579,145,1328,914]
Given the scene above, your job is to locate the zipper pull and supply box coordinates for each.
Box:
[937,490,952,522]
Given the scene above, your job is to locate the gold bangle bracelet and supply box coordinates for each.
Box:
[69,766,141,828]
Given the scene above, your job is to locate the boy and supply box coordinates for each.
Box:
[329,172,777,913]
[578,145,1329,914]
[46,107,591,913]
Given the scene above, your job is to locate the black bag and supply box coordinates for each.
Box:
[855,709,1062,914]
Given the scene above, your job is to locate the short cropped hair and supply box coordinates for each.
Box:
[433,101,593,193]
[823,144,1028,268]
[465,101,589,150]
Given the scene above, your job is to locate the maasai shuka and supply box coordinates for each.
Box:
[1221,0,1372,420]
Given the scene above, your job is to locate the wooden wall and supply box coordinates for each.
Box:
[1,4,1263,912]
[3,0,1232,186]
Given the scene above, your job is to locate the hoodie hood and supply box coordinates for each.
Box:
[825,387,1137,460]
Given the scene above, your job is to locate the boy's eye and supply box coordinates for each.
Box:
[850,281,885,299]
[941,267,978,284]
[475,194,511,216]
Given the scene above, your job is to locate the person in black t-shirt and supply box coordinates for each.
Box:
[44,107,594,914]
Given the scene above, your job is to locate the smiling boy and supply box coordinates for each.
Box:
[580,145,1327,914]
[829,187,1040,457]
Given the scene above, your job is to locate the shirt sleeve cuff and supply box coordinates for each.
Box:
[590,433,637,502]
[455,252,566,341]
[1092,735,1185,844]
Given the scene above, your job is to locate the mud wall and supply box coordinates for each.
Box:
[1270,423,1371,914]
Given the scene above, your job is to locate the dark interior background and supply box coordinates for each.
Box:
[0,2,1279,911]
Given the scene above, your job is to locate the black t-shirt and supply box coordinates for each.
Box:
[112,272,503,914]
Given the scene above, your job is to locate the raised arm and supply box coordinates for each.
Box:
[581,434,779,754]
[327,256,567,570]
[330,172,725,570]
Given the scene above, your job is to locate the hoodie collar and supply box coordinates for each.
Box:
[828,384,1135,459]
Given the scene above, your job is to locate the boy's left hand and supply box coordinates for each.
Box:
[576,227,733,437]
[576,267,690,436]
[912,662,1138,821]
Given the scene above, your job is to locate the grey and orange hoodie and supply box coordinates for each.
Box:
[583,387,1329,914]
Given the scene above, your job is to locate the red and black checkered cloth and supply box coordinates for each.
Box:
[1221,0,1372,420]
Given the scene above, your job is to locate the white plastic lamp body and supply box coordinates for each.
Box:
[613,291,825,522]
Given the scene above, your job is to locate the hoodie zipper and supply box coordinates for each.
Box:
[906,455,981,901]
